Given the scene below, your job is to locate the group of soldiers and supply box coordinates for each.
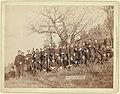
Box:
[13,39,113,78]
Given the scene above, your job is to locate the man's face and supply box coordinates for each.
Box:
[63,46,65,49]
[55,47,57,50]
[95,40,97,43]
[27,50,30,54]
[71,44,73,48]
[36,49,39,52]
[89,40,91,43]
[75,48,77,50]
[21,52,24,56]
[75,44,78,47]
[18,51,21,55]
[83,43,85,46]
[40,48,42,51]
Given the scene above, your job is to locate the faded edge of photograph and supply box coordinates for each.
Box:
[1,1,119,93]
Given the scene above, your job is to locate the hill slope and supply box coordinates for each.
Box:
[5,58,113,88]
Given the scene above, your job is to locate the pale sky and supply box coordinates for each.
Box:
[5,5,107,66]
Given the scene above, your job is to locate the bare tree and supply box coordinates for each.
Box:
[26,6,98,46]
[102,6,114,47]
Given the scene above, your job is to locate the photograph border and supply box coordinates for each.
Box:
[0,0,119,93]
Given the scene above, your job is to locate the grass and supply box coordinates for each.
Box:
[4,58,113,88]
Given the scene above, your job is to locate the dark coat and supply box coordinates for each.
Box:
[35,52,40,61]
[21,55,26,64]
[14,55,23,67]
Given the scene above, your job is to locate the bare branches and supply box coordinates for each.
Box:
[26,6,101,46]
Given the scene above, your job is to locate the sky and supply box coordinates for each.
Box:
[5,5,107,66]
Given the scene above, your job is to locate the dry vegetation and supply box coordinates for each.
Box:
[5,57,113,88]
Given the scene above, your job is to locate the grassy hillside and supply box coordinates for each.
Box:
[5,58,113,88]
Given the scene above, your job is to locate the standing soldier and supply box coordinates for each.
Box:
[78,47,84,64]
[26,50,32,72]
[14,50,24,78]
[47,47,53,72]
[98,43,106,64]
[63,54,68,68]
[35,49,41,70]
[31,50,37,76]
[57,55,62,69]
[93,40,102,64]
[43,51,51,73]
[88,44,95,63]
[61,46,67,68]
[87,39,94,63]
[21,52,26,76]
[39,48,44,71]
[56,46,63,69]
[82,41,90,66]
[66,44,71,68]
[42,48,47,72]
[70,44,74,65]
[74,44,80,66]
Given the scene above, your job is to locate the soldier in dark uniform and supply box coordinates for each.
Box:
[87,39,95,63]
[5,66,15,80]
[98,43,106,64]
[82,41,90,66]
[61,46,67,68]
[14,50,24,78]
[58,46,62,58]
[57,55,62,68]
[39,48,44,71]
[69,44,74,65]
[74,45,80,66]
[66,45,71,67]
[54,46,61,69]
[21,52,26,75]
[88,44,95,63]
[78,47,84,64]
[35,49,41,70]
[8,66,16,79]
[43,51,51,73]
[63,54,68,68]
[26,50,32,72]
[49,50,53,67]
[105,46,113,60]
[93,40,102,64]
[31,50,37,76]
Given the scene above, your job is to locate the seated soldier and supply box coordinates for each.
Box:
[8,66,16,79]
[5,66,16,81]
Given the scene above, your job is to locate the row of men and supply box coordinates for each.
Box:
[13,39,113,78]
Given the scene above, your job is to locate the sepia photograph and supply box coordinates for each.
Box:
[1,1,119,93]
